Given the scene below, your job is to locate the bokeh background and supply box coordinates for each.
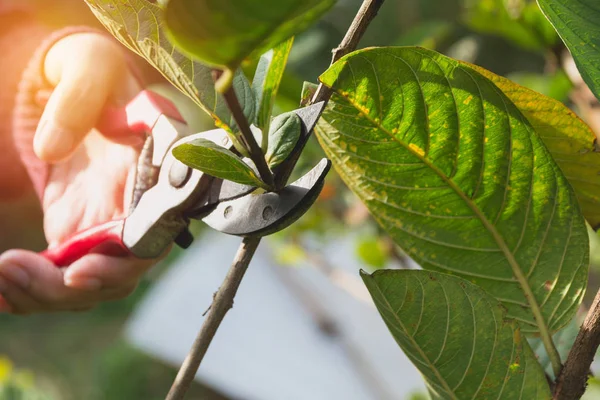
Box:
[2,0,600,399]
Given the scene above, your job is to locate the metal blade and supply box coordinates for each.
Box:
[202,158,331,237]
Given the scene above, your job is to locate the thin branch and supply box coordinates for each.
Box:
[552,289,600,400]
[166,237,261,400]
[167,1,386,398]
[221,84,275,189]
[311,0,385,104]
[274,0,386,188]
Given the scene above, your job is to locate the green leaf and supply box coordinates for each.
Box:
[362,270,551,399]
[528,312,582,379]
[253,37,295,139]
[538,0,600,101]
[173,138,267,188]
[164,0,335,69]
[464,0,558,50]
[315,47,589,335]
[463,62,600,229]
[265,112,301,167]
[84,0,255,132]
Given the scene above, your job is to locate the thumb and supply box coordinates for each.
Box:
[34,34,133,163]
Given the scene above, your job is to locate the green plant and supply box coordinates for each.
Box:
[83,0,600,399]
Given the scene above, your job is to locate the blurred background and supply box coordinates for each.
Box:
[2,0,600,399]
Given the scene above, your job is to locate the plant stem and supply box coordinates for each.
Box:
[274,0,386,188]
[552,289,600,400]
[221,78,275,189]
[167,1,386,398]
[165,237,261,400]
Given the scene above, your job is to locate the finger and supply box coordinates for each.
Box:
[0,250,138,313]
[35,34,135,162]
[0,274,43,315]
[63,252,159,291]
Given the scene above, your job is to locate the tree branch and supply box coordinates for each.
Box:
[166,237,261,400]
[551,51,600,400]
[552,289,600,400]
[167,1,386,398]
[274,0,386,188]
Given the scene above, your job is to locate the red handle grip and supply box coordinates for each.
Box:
[42,220,129,267]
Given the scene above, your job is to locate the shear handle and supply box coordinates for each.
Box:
[41,220,129,267]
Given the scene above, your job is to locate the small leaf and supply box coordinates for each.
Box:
[315,47,589,335]
[164,0,335,69]
[84,0,255,133]
[538,0,600,101]
[173,138,267,189]
[465,61,600,228]
[265,112,301,167]
[362,270,551,399]
[301,81,319,105]
[253,37,295,138]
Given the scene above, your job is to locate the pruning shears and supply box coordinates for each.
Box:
[42,90,330,267]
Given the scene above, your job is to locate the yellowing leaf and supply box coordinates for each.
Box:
[466,61,600,228]
[316,47,589,339]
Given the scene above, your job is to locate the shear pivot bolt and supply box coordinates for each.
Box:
[262,206,273,220]
[169,162,191,188]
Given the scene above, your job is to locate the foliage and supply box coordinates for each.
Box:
[163,0,336,71]
[316,46,589,336]
[173,138,269,188]
[253,38,295,142]
[265,111,301,167]
[538,0,600,102]
[362,269,551,399]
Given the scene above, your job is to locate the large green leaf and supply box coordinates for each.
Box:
[464,0,558,51]
[315,47,589,335]
[465,62,600,229]
[172,138,267,189]
[538,0,600,101]
[362,270,551,399]
[84,0,255,131]
[253,37,294,140]
[164,0,335,69]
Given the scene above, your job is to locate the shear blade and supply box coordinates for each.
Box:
[202,158,331,237]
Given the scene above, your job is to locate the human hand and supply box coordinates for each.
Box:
[0,33,160,314]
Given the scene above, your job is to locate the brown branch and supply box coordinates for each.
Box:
[165,237,261,400]
[553,290,600,399]
[552,51,600,400]
[274,0,386,188]
[167,1,386,398]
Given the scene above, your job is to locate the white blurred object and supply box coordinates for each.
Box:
[125,232,425,400]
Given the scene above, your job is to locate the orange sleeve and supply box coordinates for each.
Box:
[0,8,52,200]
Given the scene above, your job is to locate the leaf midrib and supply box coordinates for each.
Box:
[324,63,552,338]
